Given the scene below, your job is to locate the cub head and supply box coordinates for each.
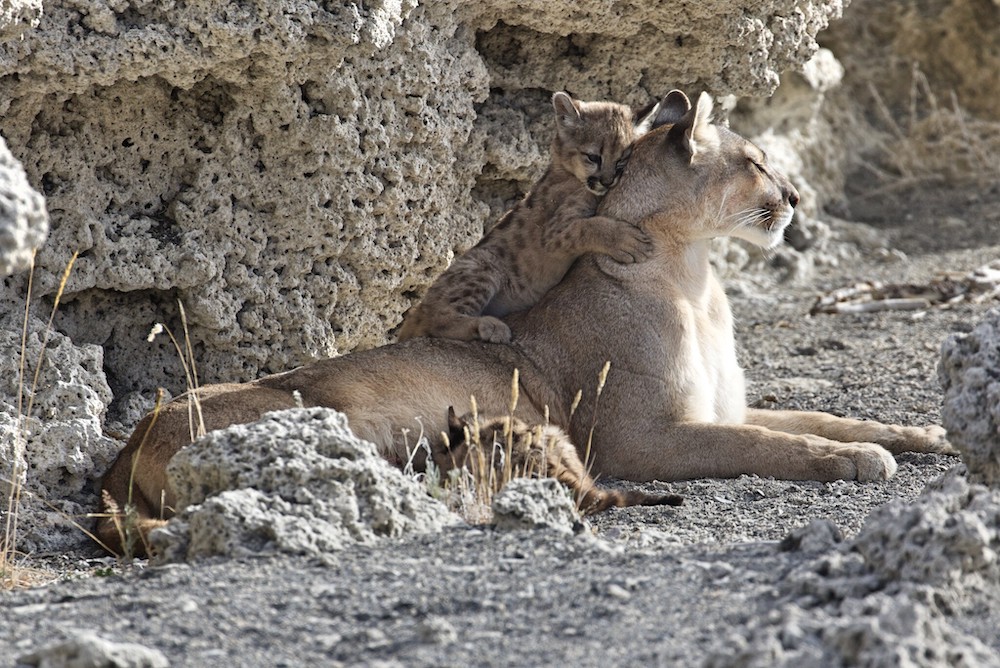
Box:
[604,90,800,249]
[551,91,662,196]
[434,408,536,477]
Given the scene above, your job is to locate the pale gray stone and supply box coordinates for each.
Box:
[491,478,580,534]
[940,308,1000,485]
[0,313,119,553]
[0,0,844,403]
[18,631,168,668]
[151,407,459,562]
[0,135,47,277]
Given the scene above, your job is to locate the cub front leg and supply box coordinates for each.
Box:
[744,408,957,456]
[544,213,654,264]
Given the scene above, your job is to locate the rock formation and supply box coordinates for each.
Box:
[940,308,1000,485]
[0,135,47,277]
[0,312,121,553]
[491,478,581,534]
[0,0,846,402]
[150,407,458,562]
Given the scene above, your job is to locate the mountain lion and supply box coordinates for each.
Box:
[396,91,659,344]
[97,90,954,556]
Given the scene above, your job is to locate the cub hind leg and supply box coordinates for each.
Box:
[397,257,510,342]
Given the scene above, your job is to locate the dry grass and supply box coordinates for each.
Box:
[860,64,1000,196]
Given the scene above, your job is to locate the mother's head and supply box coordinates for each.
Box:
[602,91,799,250]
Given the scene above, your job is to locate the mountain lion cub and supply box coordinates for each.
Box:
[396,91,661,344]
[433,408,684,514]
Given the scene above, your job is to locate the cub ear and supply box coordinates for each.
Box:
[552,91,582,130]
[446,406,467,448]
[667,91,717,163]
[634,90,691,136]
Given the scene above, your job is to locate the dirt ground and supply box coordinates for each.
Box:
[1,182,998,666]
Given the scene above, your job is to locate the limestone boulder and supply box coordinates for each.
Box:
[0,312,120,553]
[151,407,459,562]
[710,467,1000,666]
[0,1,489,403]
[491,478,581,534]
[0,134,47,277]
[940,308,1000,485]
[0,0,41,40]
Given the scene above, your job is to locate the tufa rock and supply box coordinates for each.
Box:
[852,469,1000,588]
[779,518,844,553]
[0,313,120,553]
[150,407,459,562]
[491,478,581,534]
[712,464,1000,666]
[940,308,1000,486]
[708,594,998,668]
[0,0,844,406]
[17,630,169,668]
[0,134,47,277]
[0,0,41,42]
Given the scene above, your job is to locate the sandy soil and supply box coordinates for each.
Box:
[2,183,998,667]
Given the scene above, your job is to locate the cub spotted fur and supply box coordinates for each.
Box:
[396,91,660,344]
[434,408,683,514]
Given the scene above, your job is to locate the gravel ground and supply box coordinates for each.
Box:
[2,186,998,667]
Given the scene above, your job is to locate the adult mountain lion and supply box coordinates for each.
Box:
[97,90,953,555]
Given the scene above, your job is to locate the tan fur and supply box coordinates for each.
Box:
[97,90,955,556]
[396,92,658,344]
[434,408,683,514]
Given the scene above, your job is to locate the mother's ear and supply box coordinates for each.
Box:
[667,91,717,163]
[634,90,691,136]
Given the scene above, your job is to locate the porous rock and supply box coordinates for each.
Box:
[150,407,459,562]
[0,0,846,407]
[0,0,490,401]
[939,308,1000,485]
[711,464,1000,666]
[778,517,843,553]
[709,593,998,667]
[0,134,47,277]
[0,312,120,553]
[852,469,1000,588]
[0,0,41,40]
[17,630,168,668]
[464,0,845,101]
[491,478,580,534]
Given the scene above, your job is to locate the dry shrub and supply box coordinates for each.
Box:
[864,65,1000,194]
